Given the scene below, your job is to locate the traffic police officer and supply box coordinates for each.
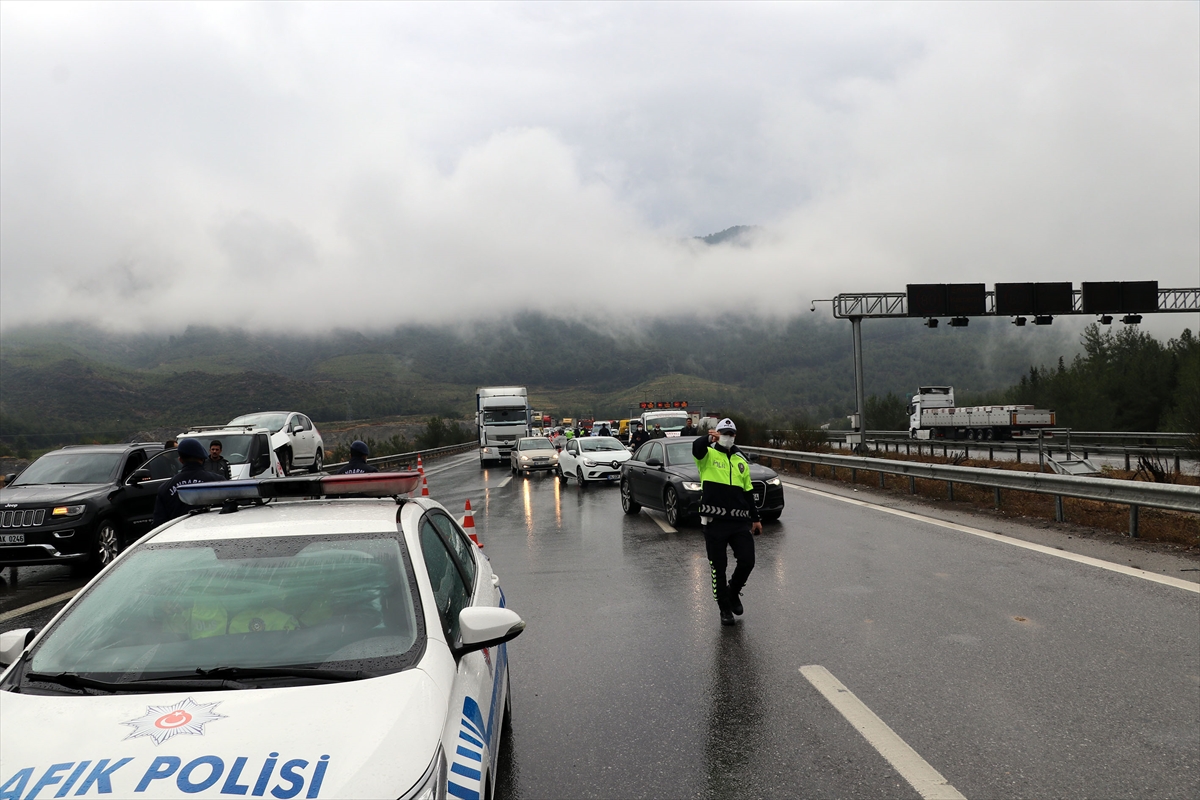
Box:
[691,418,761,626]
[152,438,224,526]
[336,440,379,474]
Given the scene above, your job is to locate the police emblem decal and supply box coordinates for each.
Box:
[738,462,745,473]
[122,697,226,745]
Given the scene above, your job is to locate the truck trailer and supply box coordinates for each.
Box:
[908,386,1055,441]
[477,386,531,466]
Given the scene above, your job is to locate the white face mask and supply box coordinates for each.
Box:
[718,435,735,448]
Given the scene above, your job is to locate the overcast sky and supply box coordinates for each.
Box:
[2,1,1197,334]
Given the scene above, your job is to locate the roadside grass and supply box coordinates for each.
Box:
[763,449,1200,549]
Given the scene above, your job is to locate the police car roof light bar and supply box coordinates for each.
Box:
[178,472,423,506]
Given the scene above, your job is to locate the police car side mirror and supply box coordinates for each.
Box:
[128,469,152,485]
[0,628,35,667]
[645,457,663,468]
[455,607,525,657]
[748,454,760,463]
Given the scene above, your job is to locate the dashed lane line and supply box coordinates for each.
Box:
[0,589,80,624]
[645,511,677,534]
[781,481,1199,594]
[801,665,967,800]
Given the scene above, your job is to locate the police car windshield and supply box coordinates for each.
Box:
[229,413,287,432]
[579,437,624,452]
[10,452,122,486]
[182,435,256,464]
[27,534,423,687]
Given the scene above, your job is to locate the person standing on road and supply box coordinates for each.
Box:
[335,440,379,475]
[599,423,611,437]
[152,438,224,527]
[681,419,698,437]
[628,421,650,451]
[692,418,761,626]
[650,424,666,439]
[203,440,232,480]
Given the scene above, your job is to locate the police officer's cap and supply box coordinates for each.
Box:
[177,438,207,460]
[350,440,369,456]
[716,418,737,433]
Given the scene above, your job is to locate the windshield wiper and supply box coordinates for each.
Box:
[25,671,250,693]
[195,665,373,683]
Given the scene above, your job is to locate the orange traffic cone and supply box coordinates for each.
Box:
[417,455,424,473]
[463,499,482,548]
[420,473,429,497]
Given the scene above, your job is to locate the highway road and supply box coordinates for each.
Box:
[2,451,1198,799]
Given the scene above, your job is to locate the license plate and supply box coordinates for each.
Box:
[606,474,618,481]
[753,493,762,503]
[0,533,25,545]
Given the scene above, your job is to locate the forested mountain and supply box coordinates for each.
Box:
[4,312,1190,449]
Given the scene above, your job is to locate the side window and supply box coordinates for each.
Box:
[419,517,470,642]
[430,512,477,588]
[250,434,271,476]
[143,450,181,481]
[121,450,148,481]
[301,416,313,431]
[646,442,663,463]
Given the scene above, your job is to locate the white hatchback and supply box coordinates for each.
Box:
[0,474,523,800]
[228,412,325,474]
[556,436,631,485]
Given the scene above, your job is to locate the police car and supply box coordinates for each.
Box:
[0,473,523,800]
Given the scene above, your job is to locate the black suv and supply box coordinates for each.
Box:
[0,443,186,570]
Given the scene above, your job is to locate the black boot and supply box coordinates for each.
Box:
[720,608,736,626]
[728,591,743,616]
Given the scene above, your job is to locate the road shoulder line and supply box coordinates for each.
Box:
[782,481,1199,594]
[800,665,966,800]
[0,589,80,624]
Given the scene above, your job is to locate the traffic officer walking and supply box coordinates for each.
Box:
[152,438,224,526]
[335,440,379,474]
[691,418,761,626]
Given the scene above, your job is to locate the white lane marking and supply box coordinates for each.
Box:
[490,476,512,489]
[0,589,80,624]
[646,511,677,533]
[782,481,1200,594]
[419,453,477,478]
[801,665,967,800]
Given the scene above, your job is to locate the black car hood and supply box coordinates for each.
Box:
[0,484,109,504]
[666,462,778,481]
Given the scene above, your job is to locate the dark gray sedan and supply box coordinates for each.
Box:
[620,436,784,527]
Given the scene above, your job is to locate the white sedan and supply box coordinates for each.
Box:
[556,436,631,485]
[228,412,324,474]
[0,473,523,800]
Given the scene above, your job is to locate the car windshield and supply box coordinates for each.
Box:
[665,441,697,465]
[645,415,689,431]
[519,439,554,451]
[10,452,122,485]
[580,437,625,452]
[25,533,423,685]
[482,409,526,425]
[229,413,288,432]
[179,434,256,464]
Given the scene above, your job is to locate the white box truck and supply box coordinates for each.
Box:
[477,387,531,466]
[907,386,1055,441]
[639,409,691,437]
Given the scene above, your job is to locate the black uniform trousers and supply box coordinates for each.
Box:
[704,518,755,611]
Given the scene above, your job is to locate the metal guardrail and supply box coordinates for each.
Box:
[826,430,1192,443]
[740,445,1200,538]
[325,441,477,471]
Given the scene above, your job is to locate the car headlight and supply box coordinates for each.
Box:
[401,745,446,800]
[682,482,702,492]
[766,477,782,486]
[551,453,558,462]
[582,458,597,467]
[520,455,531,461]
[482,447,491,453]
[51,505,86,518]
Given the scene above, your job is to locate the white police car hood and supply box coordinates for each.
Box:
[0,667,444,799]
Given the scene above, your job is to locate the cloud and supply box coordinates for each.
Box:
[1,2,1196,334]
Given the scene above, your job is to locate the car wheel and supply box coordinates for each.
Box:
[664,486,682,527]
[576,468,586,487]
[621,479,641,514]
[761,511,782,522]
[92,520,121,569]
[308,449,323,473]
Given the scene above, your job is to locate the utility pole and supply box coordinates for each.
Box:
[850,317,866,454]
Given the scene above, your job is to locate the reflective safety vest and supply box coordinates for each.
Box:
[693,441,758,521]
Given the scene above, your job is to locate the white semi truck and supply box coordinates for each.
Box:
[908,386,1056,441]
[639,409,691,437]
[477,386,531,466]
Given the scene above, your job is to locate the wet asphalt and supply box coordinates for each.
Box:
[3,451,1198,799]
